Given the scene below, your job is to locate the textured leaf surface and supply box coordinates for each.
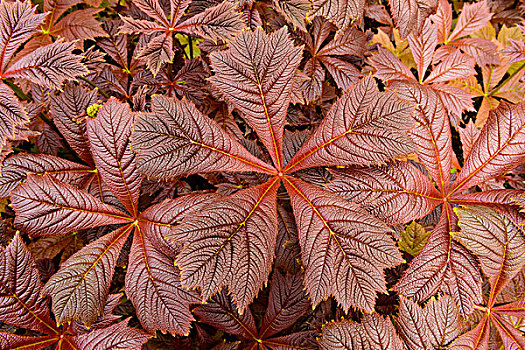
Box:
[273,0,311,31]
[424,50,475,84]
[43,224,133,326]
[87,98,141,216]
[327,161,442,225]
[408,18,438,81]
[53,8,107,41]
[260,271,309,338]
[284,176,403,312]
[396,296,429,350]
[390,82,453,193]
[3,42,87,89]
[319,313,403,350]
[0,153,91,199]
[173,179,279,312]
[388,0,437,38]
[399,221,431,256]
[49,84,98,165]
[132,95,275,179]
[0,83,28,153]
[0,333,58,350]
[0,1,46,72]
[209,27,302,169]
[455,206,525,301]
[11,174,131,236]
[452,102,525,193]
[285,76,415,173]
[395,206,482,316]
[193,291,257,339]
[0,233,57,335]
[176,1,244,42]
[126,223,200,335]
[311,0,365,31]
[73,320,151,350]
[448,1,492,42]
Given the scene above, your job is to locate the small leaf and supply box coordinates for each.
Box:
[399,221,431,256]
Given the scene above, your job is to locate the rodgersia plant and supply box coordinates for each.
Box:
[0,0,524,349]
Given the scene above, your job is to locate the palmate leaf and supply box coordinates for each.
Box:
[318,313,403,350]
[132,95,276,180]
[169,178,279,312]
[209,27,302,170]
[10,174,131,237]
[284,176,403,312]
[43,224,134,326]
[0,233,58,335]
[326,161,442,225]
[451,101,525,194]
[285,76,415,173]
[87,98,142,216]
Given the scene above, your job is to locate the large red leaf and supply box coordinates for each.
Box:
[285,76,415,173]
[388,0,437,38]
[455,206,525,304]
[72,320,151,350]
[318,313,403,350]
[49,84,98,165]
[0,83,28,154]
[0,233,58,335]
[43,224,134,326]
[87,98,142,216]
[132,95,276,179]
[209,27,302,170]
[259,271,309,338]
[395,205,482,316]
[326,161,442,225]
[11,174,131,237]
[0,153,92,198]
[451,102,525,194]
[284,176,403,312]
[3,42,87,89]
[125,223,200,335]
[0,333,58,350]
[172,178,279,312]
[390,81,453,193]
[0,1,46,72]
[193,291,257,339]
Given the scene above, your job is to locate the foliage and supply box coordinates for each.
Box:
[0,0,524,349]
